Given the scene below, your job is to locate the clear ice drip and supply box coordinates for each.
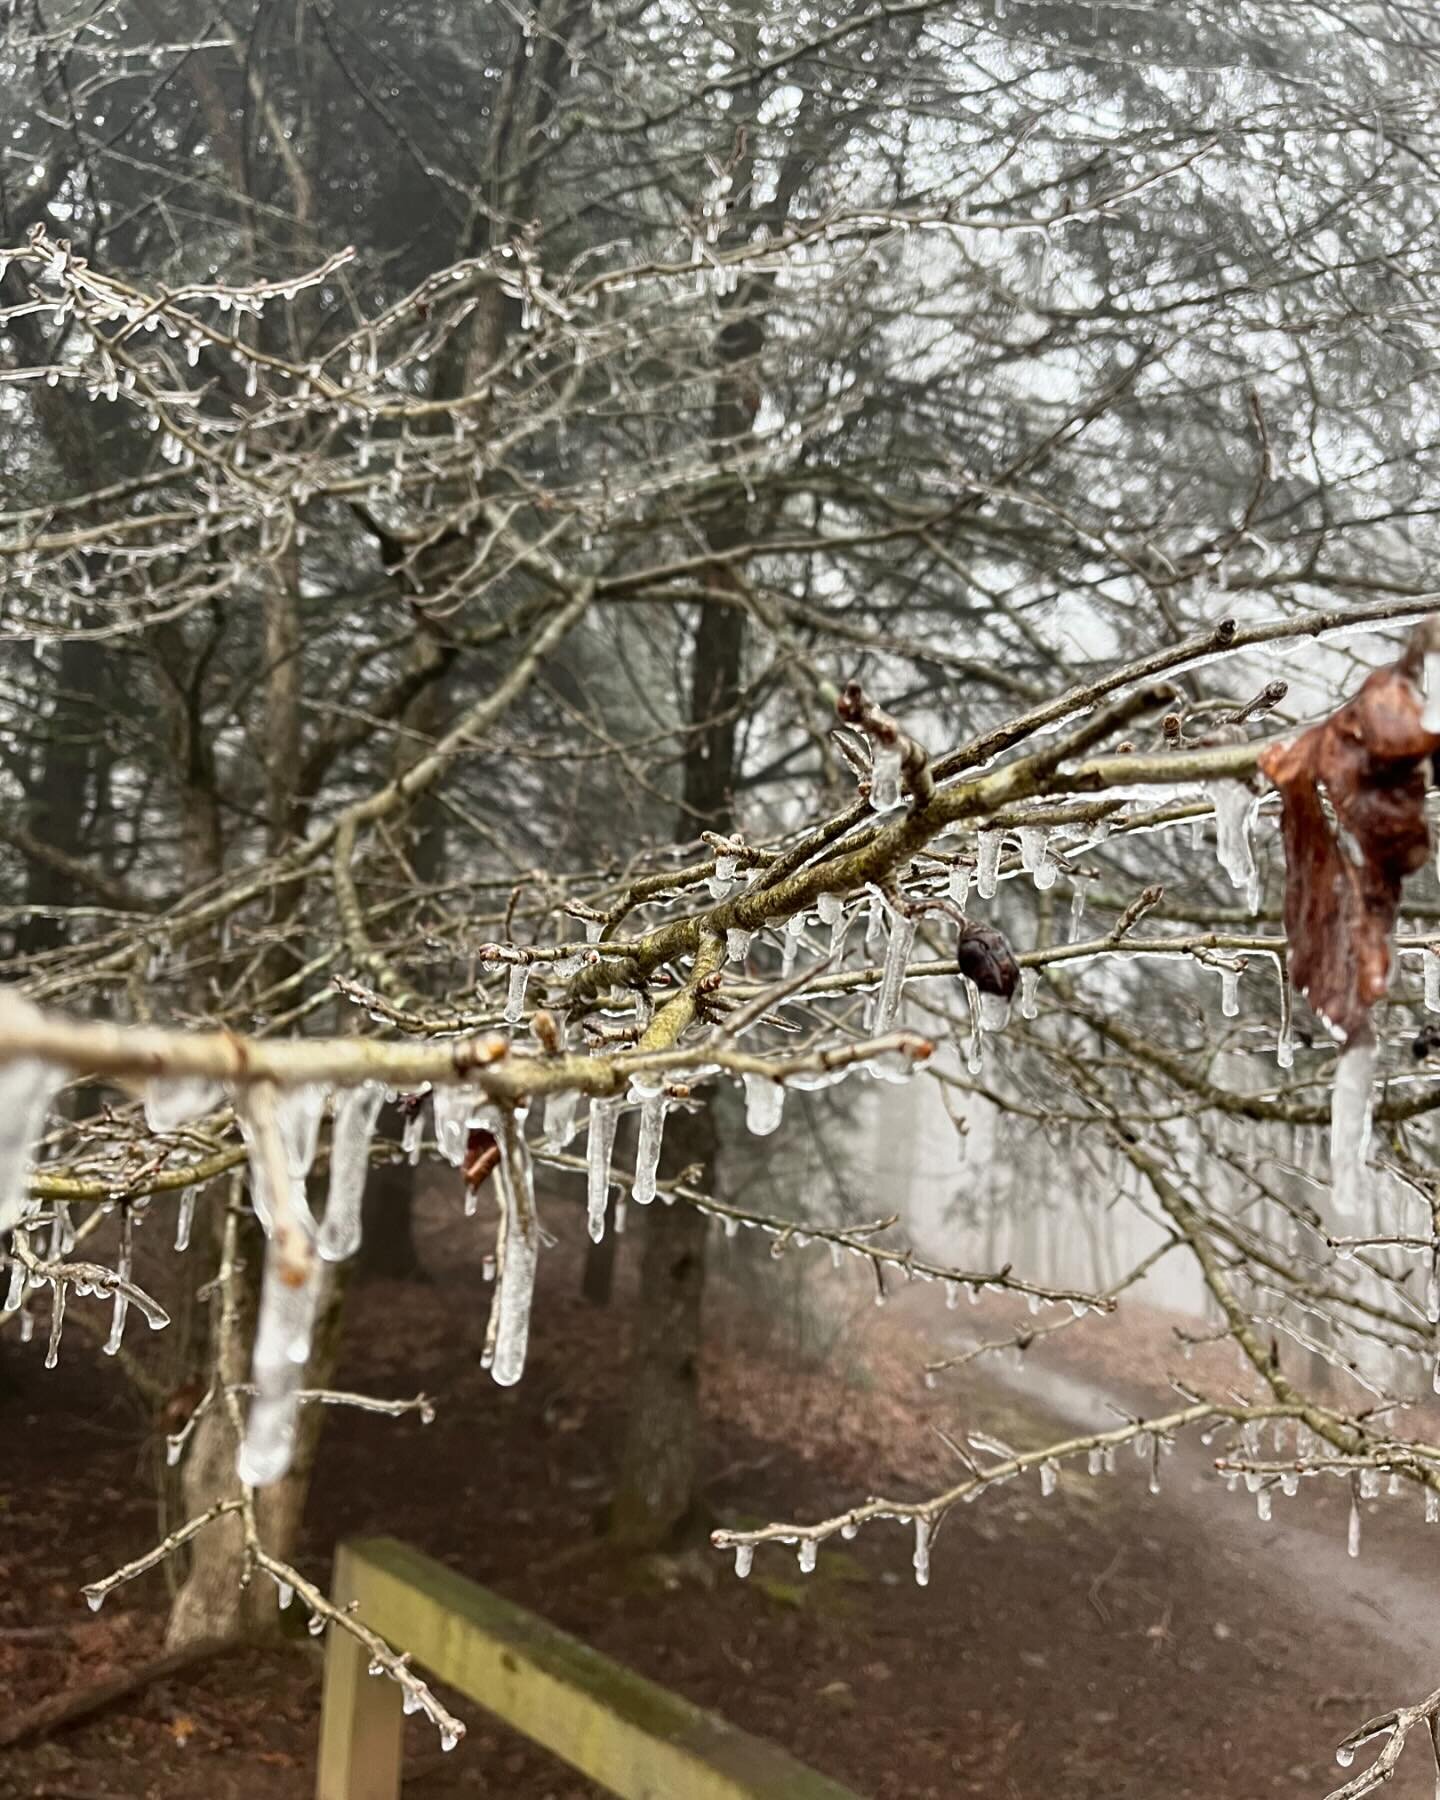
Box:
[743,1074,785,1136]
[318,1082,385,1262]
[1068,879,1088,940]
[912,1516,931,1587]
[104,1212,132,1356]
[174,1187,198,1252]
[979,991,1011,1033]
[817,892,849,960]
[1275,956,1294,1069]
[1220,967,1239,1018]
[708,852,738,899]
[504,962,530,1024]
[725,927,754,963]
[242,1085,328,1237]
[489,1111,538,1387]
[1206,781,1259,909]
[1426,949,1440,1014]
[237,1235,323,1487]
[1329,1037,1377,1217]
[1423,649,1440,733]
[975,830,1002,899]
[432,1085,478,1166]
[1018,826,1055,889]
[874,911,916,1034]
[542,1088,579,1149]
[586,1098,620,1242]
[1019,966,1040,1020]
[631,1083,666,1204]
[144,1076,223,1132]
[947,865,971,910]
[869,741,903,812]
[780,910,807,978]
[0,1054,64,1234]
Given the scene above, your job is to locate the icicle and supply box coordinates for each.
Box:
[873,909,915,1035]
[1256,1486,1272,1522]
[780,910,807,977]
[864,893,885,959]
[869,741,903,813]
[1329,1037,1378,1216]
[947,865,972,910]
[1068,879,1088,940]
[318,1083,385,1262]
[818,892,848,960]
[144,1076,223,1132]
[734,1543,754,1578]
[708,852,738,899]
[504,962,530,1023]
[1220,967,1240,1018]
[402,1098,427,1165]
[237,1239,322,1486]
[1039,1459,1059,1497]
[1019,966,1040,1020]
[1275,958,1294,1068]
[489,1111,538,1387]
[742,1074,785,1137]
[964,980,984,1074]
[1018,827,1048,885]
[586,1098,620,1242]
[44,1278,66,1368]
[431,1085,477,1166]
[631,1082,666,1203]
[975,830,1002,899]
[243,1085,327,1237]
[797,1538,817,1573]
[725,927,754,963]
[912,1516,931,1586]
[4,1252,24,1313]
[542,1089,579,1150]
[174,1187,198,1252]
[1426,1488,1439,1524]
[0,1052,64,1234]
[979,992,1010,1033]
[1206,782,1258,906]
[1422,649,1440,733]
[1087,1447,1103,1476]
[1426,949,1440,1014]
[104,1212,132,1356]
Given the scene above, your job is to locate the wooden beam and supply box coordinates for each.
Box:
[315,1536,865,1800]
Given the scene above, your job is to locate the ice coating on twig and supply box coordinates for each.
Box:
[1329,1037,1378,1216]
[874,909,915,1034]
[0,1054,64,1234]
[631,1082,666,1204]
[490,1111,538,1387]
[503,962,529,1024]
[586,1097,620,1242]
[743,1073,785,1136]
[237,1237,324,1486]
[869,741,903,812]
[318,1082,385,1262]
[144,1076,223,1133]
[1206,781,1259,909]
[975,830,1002,899]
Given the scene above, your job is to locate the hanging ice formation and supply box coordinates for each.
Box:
[1220,965,1240,1018]
[488,1109,538,1387]
[432,1085,479,1166]
[318,1083,386,1262]
[873,908,916,1034]
[0,1052,65,1235]
[144,1075,223,1132]
[241,1085,328,1236]
[1426,948,1440,1014]
[708,851,738,899]
[1017,826,1057,890]
[586,1097,620,1241]
[630,1079,666,1203]
[742,1073,785,1136]
[869,740,903,812]
[780,910,807,977]
[542,1088,579,1150]
[1423,649,1440,733]
[817,892,848,961]
[1019,966,1040,1020]
[1206,781,1260,910]
[975,830,1003,899]
[1329,1037,1378,1217]
[503,962,530,1024]
[237,1231,324,1487]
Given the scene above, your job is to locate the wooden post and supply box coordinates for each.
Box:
[315,1543,403,1800]
[316,1535,866,1800]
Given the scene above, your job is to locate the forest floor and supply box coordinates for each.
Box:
[2,1182,1437,1800]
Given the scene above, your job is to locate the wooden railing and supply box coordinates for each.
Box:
[315,1537,865,1800]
